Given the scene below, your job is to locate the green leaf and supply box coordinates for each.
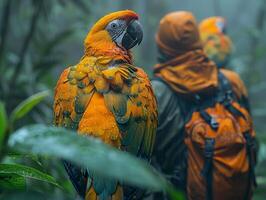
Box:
[0,173,26,190]
[0,101,8,146]
[10,91,50,124]
[0,191,72,200]
[0,163,60,188]
[6,152,43,167]
[166,184,185,200]
[8,124,167,191]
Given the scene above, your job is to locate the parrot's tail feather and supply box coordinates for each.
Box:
[111,186,123,200]
[85,187,97,200]
[85,185,123,200]
[63,160,87,198]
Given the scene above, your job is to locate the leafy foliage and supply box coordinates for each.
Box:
[0,191,72,200]
[0,102,7,147]
[0,174,26,191]
[0,91,184,199]
[0,91,59,197]
[9,91,50,125]
[8,124,166,191]
[0,164,60,188]
[0,0,265,199]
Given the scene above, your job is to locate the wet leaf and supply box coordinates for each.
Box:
[0,173,26,190]
[166,184,185,200]
[0,191,72,200]
[0,101,8,146]
[0,163,61,188]
[8,124,166,191]
[10,91,50,124]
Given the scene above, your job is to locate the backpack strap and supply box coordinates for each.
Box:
[218,72,247,120]
[218,71,234,99]
[192,93,219,131]
[201,138,215,200]
[244,132,257,200]
[199,110,219,131]
[193,72,247,130]
[219,72,257,198]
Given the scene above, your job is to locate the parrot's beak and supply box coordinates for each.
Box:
[122,20,143,50]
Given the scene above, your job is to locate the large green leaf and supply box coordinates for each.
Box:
[167,185,186,200]
[0,191,72,200]
[0,173,26,190]
[7,124,166,192]
[0,163,60,188]
[9,91,50,124]
[6,152,43,167]
[0,101,8,146]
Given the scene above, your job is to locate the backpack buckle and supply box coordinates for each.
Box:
[210,117,219,130]
[225,90,233,101]
[200,110,219,131]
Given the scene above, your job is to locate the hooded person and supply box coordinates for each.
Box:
[150,11,256,200]
[199,16,250,111]
[150,11,217,200]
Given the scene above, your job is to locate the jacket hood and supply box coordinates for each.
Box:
[154,49,218,94]
[154,11,218,94]
[156,11,202,57]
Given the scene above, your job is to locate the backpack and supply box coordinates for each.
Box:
[172,72,257,200]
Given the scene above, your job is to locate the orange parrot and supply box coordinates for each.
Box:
[199,16,233,68]
[53,10,158,200]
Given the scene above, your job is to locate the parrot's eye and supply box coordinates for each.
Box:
[106,19,127,40]
[111,23,117,29]
[106,19,143,50]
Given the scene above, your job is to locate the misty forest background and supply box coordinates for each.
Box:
[0,0,266,199]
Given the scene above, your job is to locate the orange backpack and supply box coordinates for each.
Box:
[178,72,257,200]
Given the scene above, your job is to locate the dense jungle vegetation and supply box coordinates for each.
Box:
[0,0,265,199]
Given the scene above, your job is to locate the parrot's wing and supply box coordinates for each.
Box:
[54,67,94,198]
[54,63,157,198]
[103,65,158,160]
[63,161,87,198]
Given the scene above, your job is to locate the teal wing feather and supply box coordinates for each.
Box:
[103,64,158,160]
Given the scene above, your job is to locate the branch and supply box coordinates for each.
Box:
[0,0,12,62]
[249,0,266,64]
[247,0,266,84]
[9,0,43,86]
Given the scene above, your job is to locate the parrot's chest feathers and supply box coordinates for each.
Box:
[67,56,138,94]
[54,55,157,160]
[63,56,144,145]
[78,92,122,147]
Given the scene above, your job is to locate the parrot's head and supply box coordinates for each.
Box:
[199,16,227,35]
[84,10,143,59]
[199,17,232,68]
